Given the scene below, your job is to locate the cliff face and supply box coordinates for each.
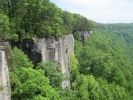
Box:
[0,33,91,98]
[81,30,92,43]
[0,45,11,100]
[17,34,74,88]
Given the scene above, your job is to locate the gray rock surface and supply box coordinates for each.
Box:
[18,34,74,88]
[81,30,92,43]
[0,46,11,100]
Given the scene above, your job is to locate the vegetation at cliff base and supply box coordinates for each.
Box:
[9,47,62,100]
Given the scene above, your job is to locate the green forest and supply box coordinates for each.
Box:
[1,0,133,100]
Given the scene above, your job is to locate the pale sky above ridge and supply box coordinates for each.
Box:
[50,0,133,23]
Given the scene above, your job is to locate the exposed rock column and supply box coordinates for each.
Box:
[60,34,74,89]
[81,30,92,43]
[58,37,70,89]
[0,46,10,100]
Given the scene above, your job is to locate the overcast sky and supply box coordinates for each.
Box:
[50,0,133,23]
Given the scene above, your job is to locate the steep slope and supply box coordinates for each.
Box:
[0,46,10,100]
[13,34,74,88]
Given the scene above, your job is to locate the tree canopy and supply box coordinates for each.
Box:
[0,0,92,41]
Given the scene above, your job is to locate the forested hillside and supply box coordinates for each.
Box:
[0,0,91,41]
[74,23,133,99]
[0,0,133,100]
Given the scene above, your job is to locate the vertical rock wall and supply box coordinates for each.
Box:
[0,46,10,100]
[58,35,74,88]
[81,30,92,43]
[18,34,74,88]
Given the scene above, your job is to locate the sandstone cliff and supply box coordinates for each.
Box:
[0,45,11,100]
[0,33,91,98]
[81,30,92,43]
[17,34,74,88]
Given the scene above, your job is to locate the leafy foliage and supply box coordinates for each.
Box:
[9,47,33,69]
[0,13,10,40]
[36,61,63,88]
[0,0,92,41]
[0,85,4,90]
[9,47,61,100]
[73,23,133,99]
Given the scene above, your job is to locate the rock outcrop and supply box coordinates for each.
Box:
[0,45,11,100]
[81,30,92,43]
[17,34,74,88]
